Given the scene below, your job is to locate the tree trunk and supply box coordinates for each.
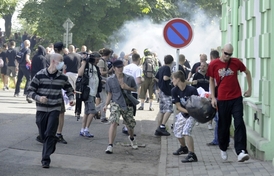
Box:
[4,14,12,39]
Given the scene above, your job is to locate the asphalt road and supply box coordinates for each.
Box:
[0,90,161,176]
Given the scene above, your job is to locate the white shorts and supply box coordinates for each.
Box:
[173,113,196,138]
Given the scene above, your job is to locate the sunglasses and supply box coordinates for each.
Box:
[224,52,233,56]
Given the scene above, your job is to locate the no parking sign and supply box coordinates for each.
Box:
[163,18,193,71]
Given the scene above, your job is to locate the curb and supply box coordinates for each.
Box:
[158,136,167,176]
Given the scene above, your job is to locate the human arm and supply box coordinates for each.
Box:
[175,102,188,114]
[243,68,252,97]
[25,50,31,64]
[78,60,87,76]
[209,77,217,108]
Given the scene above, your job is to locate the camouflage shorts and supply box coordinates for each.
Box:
[109,102,136,129]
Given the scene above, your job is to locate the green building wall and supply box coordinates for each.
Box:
[220,0,274,164]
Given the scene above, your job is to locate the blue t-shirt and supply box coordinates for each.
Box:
[156,65,172,96]
[171,85,199,117]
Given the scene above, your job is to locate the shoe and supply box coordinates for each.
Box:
[221,150,228,161]
[128,136,138,149]
[79,131,84,137]
[5,86,9,90]
[3,87,6,91]
[195,122,199,126]
[171,124,173,129]
[26,97,33,103]
[155,127,170,136]
[145,97,149,103]
[138,106,144,110]
[208,124,213,130]
[94,112,101,119]
[149,107,154,111]
[83,131,94,138]
[101,118,108,123]
[36,135,44,143]
[173,146,189,155]
[57,134,68,144]
[105,145,113,154]
[237,150,249,162]
[181,152,198,163]
[42,162,50,169]
[14,93,19,97]
[206,142,218,146]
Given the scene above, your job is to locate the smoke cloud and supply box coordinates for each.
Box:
[109,4,221,66]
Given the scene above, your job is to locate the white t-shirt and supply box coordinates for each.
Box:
[88,64,99,96]
[123,63,142,92]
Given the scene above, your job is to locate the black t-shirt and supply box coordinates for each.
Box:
[192,72,209,91]
[6,48,17,67]
[191,62,201,74]
[19,48,31,66]
[171,85,199,117]
[178,65,187,79]
[156,65,172,96]
[64,53,82,73]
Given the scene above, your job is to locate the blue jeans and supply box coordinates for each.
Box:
[211,113,219,144]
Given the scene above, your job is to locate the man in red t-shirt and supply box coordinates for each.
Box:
[207,43,252,162]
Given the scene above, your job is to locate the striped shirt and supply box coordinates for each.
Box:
[27,68,74,112]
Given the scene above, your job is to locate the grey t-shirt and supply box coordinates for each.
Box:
[105,74,139,110]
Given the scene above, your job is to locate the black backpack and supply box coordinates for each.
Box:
[143,56,156,78]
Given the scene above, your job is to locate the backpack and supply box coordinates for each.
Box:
[0,57,4,68]
[142,56,157,78]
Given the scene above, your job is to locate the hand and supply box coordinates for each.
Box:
[40,96,48,104]
[192,80,197,85]
[103,105,108,112]
[211,97,217,109]
[120,82,129,90]
[69,100,75,106]
[243,89,251,97]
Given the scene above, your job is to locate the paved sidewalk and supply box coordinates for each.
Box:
[159,114,274,176]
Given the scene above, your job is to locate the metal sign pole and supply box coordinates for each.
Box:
[176,49,180,71]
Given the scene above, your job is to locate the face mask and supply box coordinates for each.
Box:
[56,61,64,70]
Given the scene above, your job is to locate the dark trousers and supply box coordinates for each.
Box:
[217,96,247,155]
[36,110,60,164]
[132,92,138,116]
[15,65,31,95]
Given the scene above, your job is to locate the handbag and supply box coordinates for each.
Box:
[215,59,231,97]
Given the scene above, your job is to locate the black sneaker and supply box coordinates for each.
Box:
[138,106,144,110]
[145,97,149,103]
[173,146,189,155]
[36,135,44,143]
[42,162,50,169]
[122,126,129,135]
[26,97,33,103]
[181,152,198,163]
[57,134,67,144]
[101,118,108,123]
[155,127,170,136]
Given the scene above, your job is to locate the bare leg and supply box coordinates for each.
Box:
[184,135,194,152]
[108,122,118,144]
[57,112,64,134]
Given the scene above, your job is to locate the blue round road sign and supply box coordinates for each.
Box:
[163,18,193,48]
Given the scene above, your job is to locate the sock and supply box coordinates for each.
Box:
[81,128,84,132]
[109,144,113,147]
[141,103,144,107]
[149,102,152,108]
[84,127,89,131]
[160,124,165,128]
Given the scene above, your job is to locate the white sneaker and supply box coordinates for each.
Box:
[221,150,228,161]
[237,150,249,162]
[195,122,199,126]
[208,124,213,130]
[105,145,113,154]
[128,136,138,149]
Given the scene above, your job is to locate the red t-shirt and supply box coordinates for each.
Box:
[207,58,246,100]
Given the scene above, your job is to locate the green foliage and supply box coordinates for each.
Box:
[18,0,221,50]
[0,0,18,38]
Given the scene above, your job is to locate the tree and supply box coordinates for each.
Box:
[19,0,178,50]
[0,0,18,39]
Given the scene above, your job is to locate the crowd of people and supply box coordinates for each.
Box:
[0,39,252,168]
